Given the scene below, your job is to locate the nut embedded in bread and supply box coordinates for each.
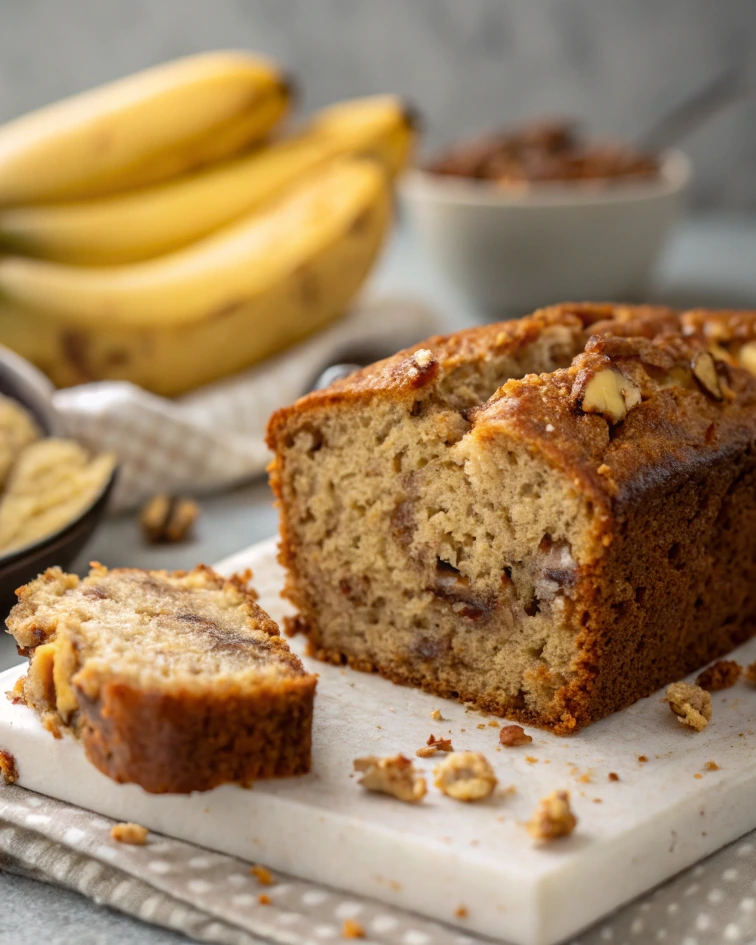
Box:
[267,302,756,733]
[6,563,317,793]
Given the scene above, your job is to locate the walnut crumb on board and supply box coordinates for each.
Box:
[637,755,648,763]
[744,661,756,685]
[354,754,426,803]
[455,906,469,919]
[665,681,712,731]
[433,752,497,802]
[499,724,533,747]
[416,734,454,758]
[342,918,365,939]
[696,660,741,691]
[430,708,446,721]
[249,865,275,885]
[527,790,577,842]
[0,749,18,784]
[703,761,720,771]
[608,772,620,782]
[258,894,271,906]
[110,823,148,845]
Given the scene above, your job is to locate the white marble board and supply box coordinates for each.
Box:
[1,537,755,945]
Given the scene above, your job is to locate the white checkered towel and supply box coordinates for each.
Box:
[51,297,440,511]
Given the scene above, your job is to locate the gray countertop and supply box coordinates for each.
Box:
[1,214,756,944]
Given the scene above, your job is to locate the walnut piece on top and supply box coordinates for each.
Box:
[695,659,741,692]
[433,751,497,802]
[665,681,712,731]
[527,790,577,842]
[499,724,533,748]
[354,754,427,803]
[416,733,454,758]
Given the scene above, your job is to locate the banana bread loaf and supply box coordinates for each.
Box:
[267,303,756,733]
[6,563,317,792]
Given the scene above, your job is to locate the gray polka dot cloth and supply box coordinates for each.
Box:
[1,783,754,945]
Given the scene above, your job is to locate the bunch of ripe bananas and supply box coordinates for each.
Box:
[0,52,417,396]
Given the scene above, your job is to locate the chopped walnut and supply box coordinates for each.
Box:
[499,724,533,747]
[258,894,271,906]
[110,822,148,845]
[249,865,275,885]
[576,365,642,425]
[704,761,720,771]
[745,661,756,685]
[140,494,199,544]
[0,749,18,784]
[696,660,741,691]
[342,918,365,939]
[526,790,577,842]
[691,351,723,400]
[433,751,497,802]
[455,905,469,919]
[430,708,446,721]
[416,734,454,758]
[354,754,427,803]
[608,772,620,782]
[665,681,712,732]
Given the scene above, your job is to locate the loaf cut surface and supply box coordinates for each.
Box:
[267,303,756,733]
[6,563,316,792]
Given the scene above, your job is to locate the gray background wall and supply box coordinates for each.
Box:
[2,0,755,209]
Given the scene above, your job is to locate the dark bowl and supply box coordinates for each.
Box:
[0,346,118,610]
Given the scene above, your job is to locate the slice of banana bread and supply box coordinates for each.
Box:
[6,563,316,792]
[267,303,756,734]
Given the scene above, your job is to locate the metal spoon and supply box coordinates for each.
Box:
[639,64,750,154]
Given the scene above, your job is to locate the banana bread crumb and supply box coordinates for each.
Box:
[110,822,148,845]
[250,865,275,885]
[696,660,741,691]
[0,749,18,784]
[665,681,712,731]
[342,919,365,939]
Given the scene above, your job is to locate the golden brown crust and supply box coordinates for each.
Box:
[77,673,315,794]
[7,563,317,793]
[268,302,756,734]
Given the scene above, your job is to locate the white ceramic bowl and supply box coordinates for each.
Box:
[401,150,691,314]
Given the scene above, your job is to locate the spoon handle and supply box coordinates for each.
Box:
[639,64,750,153]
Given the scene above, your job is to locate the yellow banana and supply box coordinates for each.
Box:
[0,95,415,265]
[0,51,292,206]
[0,158,391,396]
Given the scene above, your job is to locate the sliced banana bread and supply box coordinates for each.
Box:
[6,563,316,792]
[267,303,756,733]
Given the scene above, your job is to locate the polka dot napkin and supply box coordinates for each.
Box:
[1,783,755,945]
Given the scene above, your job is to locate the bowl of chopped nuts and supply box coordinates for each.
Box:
[0,346,117,605]
[402,120,691,315]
